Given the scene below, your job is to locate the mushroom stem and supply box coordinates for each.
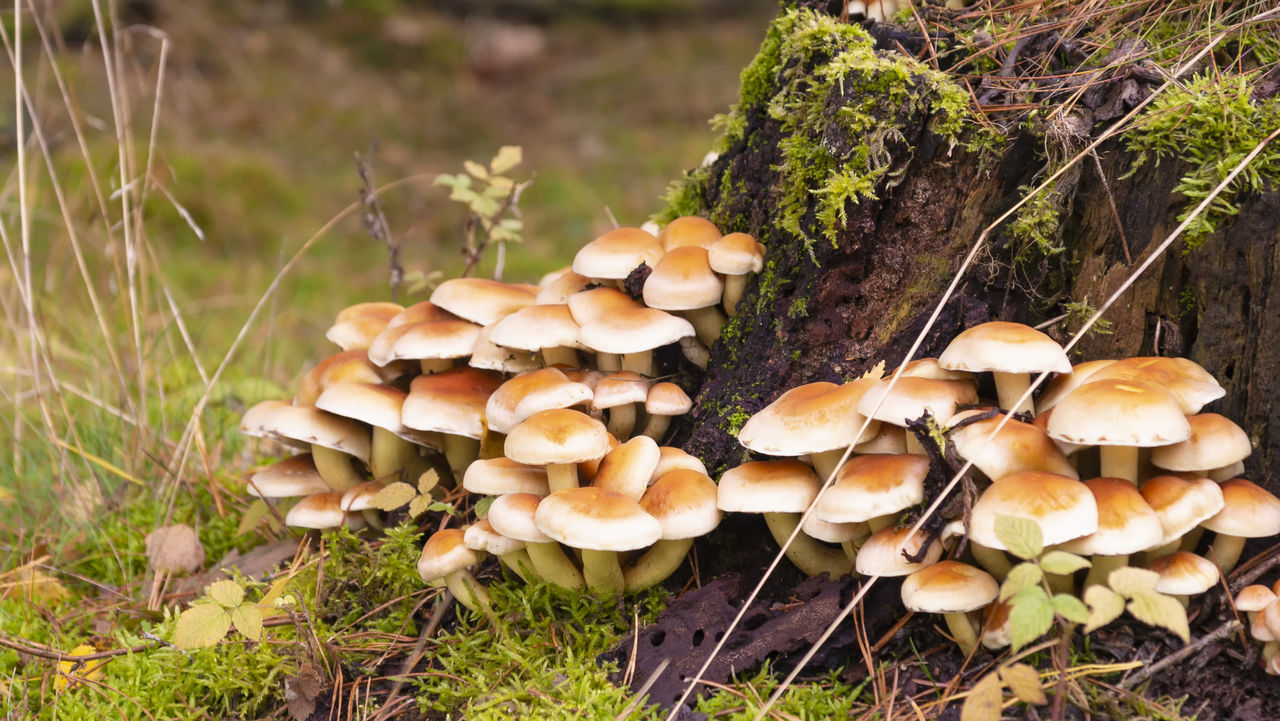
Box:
[943,611,981,657]
[680,337,710,369]
[361,510,384,530]
[443,435,480,478]
[480,430,506,460]
[640,413,673,441]
[904,432,927,456]
[546,463,580,493]
[498,550,539,583]
[370,427,426,484]
[542,347,579,368]
[597,353,622,372]
[443,569,493,617]
[526,541,585,590]
[1209,533,1247,573]
[311,445,365,491]
[1083,554,1128,590]
[683,307,727,346]
[1180,527,1205,552]
[867,515,896,533]
[1099,445,1139,484]
[606,404,637,439]
[1145,538,1181,562]
[969,542,1012,581]
[992,372,1033,416]
[420,358,454,375]
[811,449,846,482]
[621,352,655,377]
[763,512,853,578]
[581,549,625,596]
[723,276,748,316]
[624,538,694,591]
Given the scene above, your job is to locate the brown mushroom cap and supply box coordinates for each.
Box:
[247,454,331,498]
[535,269,592,305]
[573,227,664,280]
[855,526,943,577]
[1046,379,1191,447]
[315,382,409,436]
[1201,478,1280,538]
[417,528,481,582]
[262,404,371,463]
[505,409,611,466]
[566,287,643,325]
[657,216,721,251]
[947,409,1078,481]
[285,492,348,529]
[367,320,481,367]
[642,246,724,311]
[464,519,526,556]
[640,470,722,539]
[534,487,662,552]
[463,458,550,496]
[1085,357,1224,414]
[1140,475,1226,542]
[489,304,585,353]
[901,561,999,613]
[295,351,384,406]
[592,436,661,501]
[1035,359,1117,414]
[717,460,820,514]
[646,382,693,417]
[969,471,1099,550]
[591,372,650,410]
[708,233,765,275]
[1151,413,1252,472]
[1147,551,1218,596]
[856,376,978,426]
[938,321,1071,375]
[402,367,503,439]
[486,368,580,435]
[738,380,881,457]
[487,493,551,543]
[468,325,541,374]
[651,446,709,483]
[1058,477,1165,555]
[429,278,536,325]
[325,302,404,351]
[816,454,929,523]
[578,307,696,355]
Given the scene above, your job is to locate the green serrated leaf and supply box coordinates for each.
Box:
[474,496,495,520]
[206,579,245,608]
[1109,566,1160,597]
[371,482,417,511]
[1040,551,1092,576]
[999,562,1044,602]
[1127,590,1190,642]
[490,145,523,174]
[1083,585,1126,633]
[1051,593,1089,624]
[427,501,455,515]
[417,469,441,495]
[995,515,1044,560]
[230,604,264,641]
[238,499,270,536]
[408,495,433,518]
[961,671,1004,721]
[172,604,232,649]
[471,196,501,217]
[450,187,480,204]
[464,160,489,179]
[1009,586,1054,652]
[998,663,1047,705]
[433,173,470,189]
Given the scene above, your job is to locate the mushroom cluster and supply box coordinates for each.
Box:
[239,218,759,606]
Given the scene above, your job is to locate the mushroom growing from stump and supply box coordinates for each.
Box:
[505,409,611,493]
[901,561,999,656]
[967,471,1098,580]
[938,321,1071,415]
[626,469,722,590]
[1200,478,1280,572]
[1058,477,1164,589]
[737,379,881,481]
[641,382,692,441]
[487,493,584,590]
[418,528,493,616]
[534,486,661,595]
[708,232,764,316]
[643,246,726,346]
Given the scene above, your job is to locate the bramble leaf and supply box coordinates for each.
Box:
[372,482,417,512]
[1109,567,1160,597]
[408,495,434,518]
[1127,589,1190,642]
[961,671,1003,721]
[1009,586,1054,651]
[999,663,1047,705]
[1039,550,1091,576]
[230,604,264,642]
[1051,593,1089,624]
[172,603,232,649]
[999,562,1043,602]
[995,515,1043,560]
[206,579,245,609]
[490,145,523,174]
[1083,585,1125,632]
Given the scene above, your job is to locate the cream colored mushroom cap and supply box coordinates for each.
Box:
[1046,379,1191,447]
[264,404,372,463]
[968,471,1098,550]
[1147,551,1218,596]
[640,469,722,539]
[578,307,696,355]
[739,379,880,456]
[464,519,526,556]
[1139,475,1225,543]
[717,460,820,513]
[535,487,662,551]
[295,351,384,406]
[938,321,1070,375]
[490,304,585,352]
[285,492,347,529]
[1086,357,1224,414]
[1059,477,1165,555]
[657,216,721,251]
[486,368,578,435]
[325,302,404,351]
[339,481,384,512]
[1151,413,1252,472]
[816,454,928,523]
[240,399,295,439]
[592,436,661,501]
[855,527,943,577]
[1201,478,1280,538]
[505,409,611,466]
[487,493,551,543]
[947,410,1078,480]
[856,376,978,426]
[887,358,976,383]
[367,320,481,366]
[315,382,409,435]
[651,447,709,483]
[535,269,592,305]
[573,227,664,280]
[417,528,480,582]
[463,458,550,496]
[708,232,764,275]
[591,372,649,410]
[1235,584,1277,613]
[247,454,331,498]
[646,382,693,416]
[429,278,536,325]
[643,246,724,311]
[901,561,999,613]
[566,287,643,325]
[402,367,503,439]
[467,325,541,374]
[1036,359,1117,414]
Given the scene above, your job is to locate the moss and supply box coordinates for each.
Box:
[1123,73,1280,251]
[1008,183,1067,261]
[725,407,753,438]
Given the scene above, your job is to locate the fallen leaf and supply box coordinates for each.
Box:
[0,564,70,604]
[285,664,324,721]
[146,524,206,574]
[371,482,417,512]
[999,662,1047,705]
[55,644,108,691]
[206,580,245,609]
[230,604,264,642]
[961,671,1003,721]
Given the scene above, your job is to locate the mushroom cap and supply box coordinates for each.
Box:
[1235,584,1277,613]
[938,321,1071,375]
[339,480,384,512]
[566,287,643,325]
[591,372,650,410]
[657,216,721,251]
[535,269,592,305]
[295,351,384,406]
[1201,478,1280,538]
[464,519,525,556]
[486,368,580,434]
[887,358,977,384]
[467,325,541,374]
[285,492,347,529]
[315,382,408,435]
[947,410,1078,481]
[708,232,764,275]
[1035,359,1117,414]
[1151,413,1252,472]
[968,471,1099,550]
[651,446,709,483]
[592,436,661,501]
[573,227,664,280]
[578,307,696,355]
[717,460,820,513]
[490,304,585,352]
[646,382,693,416]
[901,561,999,613]
[325,302,403,351]
[1140,475,1226,543]
[1032,407,1087,456]
[801,515,868,543]
[1085,357,1224,414]
[402,367,504,439]
[385,300,461,329]
[512,380,595,428]
[1046,379,1191,447]
[855,526,943,577]
[534,487,662,551]
[642,246,724,311]
[856,376,978,426]
[240,399,298,440]
[463,458,550,496]
[640,469,722,539]
[429,278,536,325]
[816,454,929,523]
[1058,477,1166,555]
[367,320,481,366]
[739,380,881,457]
[263,404,372,462]
[505,409,611,466]
[853,423,909,455]
[487,493,551,543]
[417,528,480,582]
[1147,551,1218,596]
[247,454,332,498]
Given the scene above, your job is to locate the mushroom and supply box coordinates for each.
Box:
[657,216,721,251]
[857,376,977,455]
[1059,477,1164,589]
[505,409,611,493]
[1200,478,1280,572]
[737,379,881,481]
[947,409,1077,481]
[490,304,586,368]
[286,492,366,531]
[592,436,661,501]
[535,486,661,595]
[640,382,693,441]
[815,453,929,534]
[643,246,727,346]
[324,302,403,351]
[1146,551,1219,607]
[572,227,664,286]
[967,471,1098,580]
[429,278,536,326]
[625,469,723,590]
[708,232,764,316]
[578,307,696,377]
[418,528,493,616]
[591,372,650,439]
[464,519,538,583]
[937,321,1070,415]
[1140,474,1225,560]
[901,561,999,656]
[487,493,584,590]
[402,367,503,477]
[315,382,433,485]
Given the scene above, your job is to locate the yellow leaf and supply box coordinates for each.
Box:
[1039,550,1091,576]
[230,604,264,642]
[995,515,1044,560]
[371,482,417,511]
[417,469,441,495]
[1009,587,1054,652]
[1127,590,1190,642]
[463,160,488,179]
[172,604,232,649]
[860,360,886,381]
[999,663,1047,705]
[257,576,290,617]
[1083,585,1126,633]
[238,499,271,536]
[206,579,245,609]
[490,145,523,174]
[1108,567,1159,597]
[961,671,1003,721]
[55,644,107,691]
[0,563,71,604]
[408,495,433,518]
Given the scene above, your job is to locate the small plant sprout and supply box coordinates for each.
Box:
[172,579,275,650]
[990,515,1092,652]
[434,145,530,279]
